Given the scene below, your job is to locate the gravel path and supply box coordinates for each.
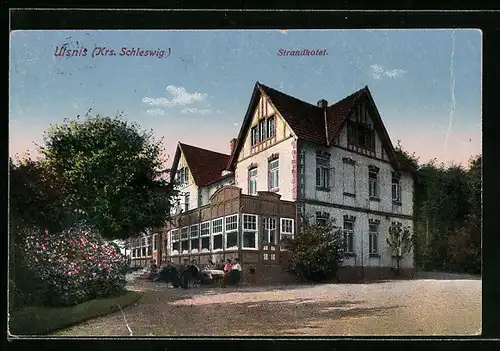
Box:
[52,277,481,336]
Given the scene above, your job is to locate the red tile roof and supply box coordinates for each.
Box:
[178,143,231,187]
[326,86,368,144]
[227,82,398,170]
[258,84,326,144]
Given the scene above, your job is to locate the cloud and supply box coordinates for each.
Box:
[146,108,165,116]
[181,108,212,115]
[370,64,406,79]
[142,85,207,107]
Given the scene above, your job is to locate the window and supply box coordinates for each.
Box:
[369,224,379,254]
[132,249,136,258]
[142,247,147,257]
[212,218,223,250]
[343,220,354,254]
[263,217,277,245]
[171,230,180,254]
[347,121,375,151]
[184,193,190,212]
[180,227,189,253]
[316,155,330,189]
[242,214,258,249]
[268,159,279,190]
[177,167,189,186]
[259,119,267,142]
[316,213,328,227]
[369,168,379,198]
[343,161,355,195]
[280,218,294,243]
[147,245,152,256]
[200,222,211,251]
[267,115,275,138]
[251,126,259,146]
[153,234,157,251]
[190,224,199,252]
[225,214,239,250]
[248,167,258,195]
[392,174,401,202]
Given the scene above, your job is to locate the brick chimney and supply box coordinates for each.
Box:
[230,138,237,154]
[317,99,328,109]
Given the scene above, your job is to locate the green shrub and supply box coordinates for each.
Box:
[282,220,344,282]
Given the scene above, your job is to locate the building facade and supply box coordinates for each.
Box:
[127,82,415,282]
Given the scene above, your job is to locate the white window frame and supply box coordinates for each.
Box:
[242,214,258,250]
[212,217,224,252]
[342,221,354,254]
[248,167,258,195]
[316,155,330,188]
[251,126,259,146]
[171,229,179,256]
[267,115,275,138]
[392,176,401,202]
[369,223,379,254]
[200,221,211,252]
[184,193,190,212]
[189,224,199,253]
[268,159,279,190]
[369,169,379,198]
[180,227,189,254]
[280,218,294,239]
[263,217,277,245]
[225,214,239,250]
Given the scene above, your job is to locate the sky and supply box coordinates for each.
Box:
[10,29,482,168]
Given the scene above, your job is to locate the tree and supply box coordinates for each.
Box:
[282,220,344,282]
[386,221,413,275]
[39,113,176,240]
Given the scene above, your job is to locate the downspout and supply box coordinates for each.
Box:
[323,101,329,147]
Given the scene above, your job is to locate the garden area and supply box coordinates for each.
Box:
[9,113,172,336]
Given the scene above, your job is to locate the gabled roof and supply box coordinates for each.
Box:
[227,82,399,170]
[171,142,231,187]
[258,83,326,144]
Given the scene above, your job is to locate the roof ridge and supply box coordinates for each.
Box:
[328,86,368,108]
[258,82,322,110]
[178,142,230,157]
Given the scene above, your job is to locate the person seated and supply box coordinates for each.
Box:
[222,258,233,287]
[204,259,215,270]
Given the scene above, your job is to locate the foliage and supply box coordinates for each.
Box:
[9,291,142,336]
[386,221,413,274]
[282,220,344,282]
[394,140,420,177]
[19,223,129,307]
[38,112,176,240]
[9,157,76,236]
[395,140,482,274]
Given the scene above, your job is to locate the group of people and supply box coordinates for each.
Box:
[146,257,242,288]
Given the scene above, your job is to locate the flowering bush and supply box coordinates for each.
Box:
[21,223,128,306]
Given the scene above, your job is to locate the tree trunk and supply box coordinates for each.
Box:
[396,257,401,276]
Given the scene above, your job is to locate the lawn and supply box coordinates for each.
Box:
[8,290,143,336]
